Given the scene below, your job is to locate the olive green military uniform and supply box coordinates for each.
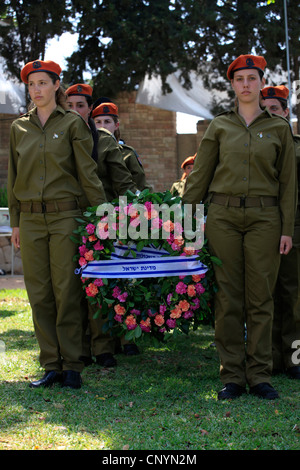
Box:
[273,135,300,372]
[170,179,186,197]
[8,106,106,373]
[97,128,137,201]
[83,129,138,359]
[119,142,151,191]
[183,107,296,388]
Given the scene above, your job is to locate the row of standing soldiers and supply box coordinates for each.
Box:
[7,56,300,399]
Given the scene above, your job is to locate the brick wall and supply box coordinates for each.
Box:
[116,91,178,192]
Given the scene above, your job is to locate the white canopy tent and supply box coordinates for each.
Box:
[136,70,229,122]
[136,68,297,127]
[0,59,25,115]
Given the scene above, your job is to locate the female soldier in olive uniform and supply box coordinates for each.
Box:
[183,55,296,400]
[260,85,300,380]
[92,102,150,192]
[170,154,195,197]
[67,89,139,366]
[8,61,106,389]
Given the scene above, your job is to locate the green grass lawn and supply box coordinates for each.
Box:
[0,288,299,451]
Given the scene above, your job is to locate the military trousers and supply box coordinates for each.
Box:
[19,210,86,373]
[273,245,300,370]
[205,203,281,387]
[82,304,115,357]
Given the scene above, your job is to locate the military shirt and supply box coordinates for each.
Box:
[119,143,151,191]
[183,107,296,237]
[97,128,137,201]
[293,135,300,245]
[170,179,186,197]
[8,106,106,227]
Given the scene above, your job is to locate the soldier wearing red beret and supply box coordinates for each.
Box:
[184,54,296,400]
[8,61,106,389]
[261,86,300,380]
[170,154,196,197]
[67,89,139,366]
[92,101,151,192]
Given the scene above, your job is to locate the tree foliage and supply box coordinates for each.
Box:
[63,0,219,98]
[0,0,299,127]
[0,0,73,79]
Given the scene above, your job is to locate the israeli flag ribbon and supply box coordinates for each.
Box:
[81,243,208,279]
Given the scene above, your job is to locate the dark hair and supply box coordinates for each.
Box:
[112,116,121,141]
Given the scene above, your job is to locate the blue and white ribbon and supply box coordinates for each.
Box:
[81,244,208,279]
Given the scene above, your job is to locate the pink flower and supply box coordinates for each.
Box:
[170,306,182,318]
[130,309,141,315]
[196,283,205,294]
[144,201,153,211]
[175,281,187,294]
[94,240,104,251]
[151,217,163,229]
[173,222,183,235]
[114,304,126,315]
[163,220,174,233]
[125,314,137,330]
[187,284,196,297]
[118,292,128,302]
[84,250,94,261]
[85,283,98,297]
[94,278,104,287]
[159,304,166,314]
[166,318,176,329]
[79,245,88,256]
[183,310,194,319]
[114,314,123,323]
[154,314,165,327]
[129,217,141,228]
[140,318,151,332]
[190,298,200,310]
[171,242,181,251]
[79,257,87,267]
[112,286,121,298]
[86,223,96,235]
[167,293,173,305]
[123,203,132,214]
[183,246,196,255]
[167,235,174,245]
[178,300,190,312]
[97,225,109,240]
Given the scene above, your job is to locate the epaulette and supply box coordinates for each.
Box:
[97,126,115,137]
[215,109,232,117]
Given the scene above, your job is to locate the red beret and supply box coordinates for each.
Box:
[21,60,61,84]
[261,85,289,102]
[227,54,267,80]
[181,154,196,169]
[92,102,119,118]
[66,83,93,97]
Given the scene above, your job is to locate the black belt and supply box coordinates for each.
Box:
[211,194,278,208]
[20,201,78,213]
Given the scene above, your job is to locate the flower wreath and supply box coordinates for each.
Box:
[73,190,220,344]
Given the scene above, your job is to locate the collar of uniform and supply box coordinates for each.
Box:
[231,105,272,123]
[28,104,66,121]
